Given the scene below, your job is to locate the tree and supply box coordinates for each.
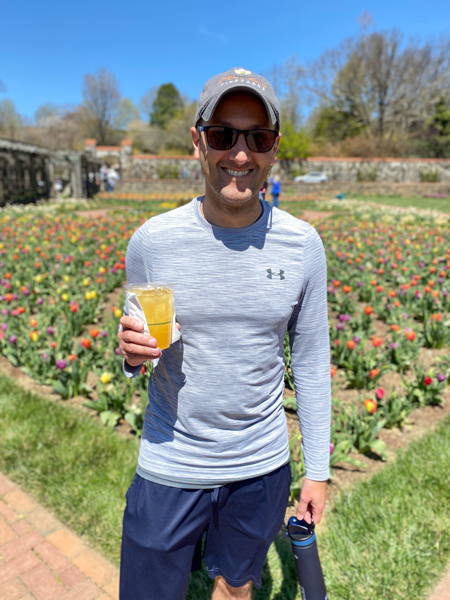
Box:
[313,105,365,143]
[82,68,120,144]
[114,98,140,130]
[307,29,450,140]
[0,99,22,139]
[426,97,450,157]
[35,103,60,126]
[267,56,305,128]
[276,122,310,174]
[140,86,158,124]
[164,102,197,154]
[150,83,183,129]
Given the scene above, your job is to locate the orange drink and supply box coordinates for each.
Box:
[125,284,173,349]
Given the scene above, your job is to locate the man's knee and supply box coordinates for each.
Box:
[212,575,253,599]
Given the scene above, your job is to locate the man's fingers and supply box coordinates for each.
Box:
[296,498,309,522]
[122,341,161,359]
[120,315,145,331]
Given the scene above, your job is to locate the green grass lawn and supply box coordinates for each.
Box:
[342,193,450,213]
[1,374,449,599]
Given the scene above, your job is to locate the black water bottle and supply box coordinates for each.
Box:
[286,516,328,600]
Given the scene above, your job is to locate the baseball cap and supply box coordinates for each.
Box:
[195,67,280,128]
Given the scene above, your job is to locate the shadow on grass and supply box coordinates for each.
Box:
[186,531,300,600]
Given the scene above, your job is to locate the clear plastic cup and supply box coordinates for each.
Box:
[124,283,173,350]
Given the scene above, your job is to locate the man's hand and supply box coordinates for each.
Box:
[296,478,327,525]
[118,316,162,367]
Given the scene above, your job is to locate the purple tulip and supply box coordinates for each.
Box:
[2,309,9,315]
[37,298,43,305]
[12,294,17,301]
[46,326,54,335]
[9,335,17,344]
[101,330,107,337]
[357,281,363,287]
[1,323,7,331]
[437,374,446,382]
[115,347,121,355]
[56,359,67,370]
[337,323,344,331]
[42,352,49,361]
[390,342,399,350]
[329,442,335,455]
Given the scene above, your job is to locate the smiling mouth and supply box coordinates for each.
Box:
[223,168,251,178]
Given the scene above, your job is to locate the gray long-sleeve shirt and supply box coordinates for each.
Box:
[124,197,331,487]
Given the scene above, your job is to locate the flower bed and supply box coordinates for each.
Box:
[0,206,449,495]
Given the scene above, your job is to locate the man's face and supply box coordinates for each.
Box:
[191,92,279,208]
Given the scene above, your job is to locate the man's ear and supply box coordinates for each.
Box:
[191,127,201,159]
[271,132,281,166]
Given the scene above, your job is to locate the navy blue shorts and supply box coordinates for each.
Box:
[119,463,291,600]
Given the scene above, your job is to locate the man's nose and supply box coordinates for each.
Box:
[230,133,251,163]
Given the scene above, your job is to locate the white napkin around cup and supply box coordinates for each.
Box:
[125,291,181,368]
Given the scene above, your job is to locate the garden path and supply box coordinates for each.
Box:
[0,472,119,600]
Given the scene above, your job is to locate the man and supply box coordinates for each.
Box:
[118,67,331,600]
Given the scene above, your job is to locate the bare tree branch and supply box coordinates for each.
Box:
[82,68,120,144]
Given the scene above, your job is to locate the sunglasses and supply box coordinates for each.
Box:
[198,126,279,153]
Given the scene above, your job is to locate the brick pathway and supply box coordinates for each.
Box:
[0,473,119,600]
[428,565,450,600]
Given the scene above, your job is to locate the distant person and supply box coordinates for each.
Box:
[86,172,95,199]
[258,180,267,202]
[107,168,119,192]
[270,174,281,207]
[100,163,109,192]
[54,178,63,198]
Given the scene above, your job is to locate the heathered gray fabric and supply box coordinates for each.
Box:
[124,197,331,487]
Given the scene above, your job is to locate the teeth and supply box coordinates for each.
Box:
[225,169,250,177]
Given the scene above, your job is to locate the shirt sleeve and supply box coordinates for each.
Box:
[287,225,331,481]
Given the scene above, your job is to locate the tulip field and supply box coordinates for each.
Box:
[1,201,449,489]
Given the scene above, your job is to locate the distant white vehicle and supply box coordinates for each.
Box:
[294,171,329,183]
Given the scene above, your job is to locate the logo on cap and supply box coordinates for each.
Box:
[235,68,251,75]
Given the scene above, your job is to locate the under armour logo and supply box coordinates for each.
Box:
[267,269,285,280]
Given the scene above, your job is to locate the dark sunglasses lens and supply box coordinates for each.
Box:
[207,127,236,150]
[247,130,277,152]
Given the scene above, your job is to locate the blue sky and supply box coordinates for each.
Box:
[0,0,449,121]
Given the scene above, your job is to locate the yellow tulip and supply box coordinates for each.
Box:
[100,372,112,384]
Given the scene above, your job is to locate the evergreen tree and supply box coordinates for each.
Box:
[151,84,183,129]
[427,98,450,158]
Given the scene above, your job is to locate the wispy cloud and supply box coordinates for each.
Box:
[198,25,229,44]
